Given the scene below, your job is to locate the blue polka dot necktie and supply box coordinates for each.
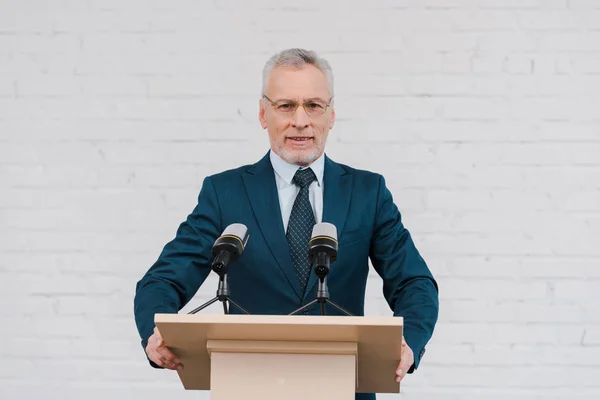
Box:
[286,167,317,293]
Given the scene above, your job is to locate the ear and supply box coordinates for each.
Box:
[329,105,336,130]
[258,99,268,129]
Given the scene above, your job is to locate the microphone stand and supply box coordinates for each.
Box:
[289,255,354,317]
[188,254,249,315]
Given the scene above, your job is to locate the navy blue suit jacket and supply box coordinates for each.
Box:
[134,152,439,399]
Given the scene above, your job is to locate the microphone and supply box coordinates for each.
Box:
[211,223,249,274]
[308,222,338,279]
[288,222,354,316]
[187,223,251,315]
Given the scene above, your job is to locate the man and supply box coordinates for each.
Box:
[134,48,439,399]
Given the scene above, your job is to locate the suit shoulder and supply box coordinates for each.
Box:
[335,162,383,182]
[204,163,253,185]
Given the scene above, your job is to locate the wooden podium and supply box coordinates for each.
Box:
[155,313,403,399]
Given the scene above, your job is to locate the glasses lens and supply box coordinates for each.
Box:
[275,101,298,114]
[304,100,327,115]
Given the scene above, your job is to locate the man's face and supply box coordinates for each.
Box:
[259,65,335,166]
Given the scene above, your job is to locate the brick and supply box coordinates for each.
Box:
[453,11,519,31]
[17,76,82,97]
[538,32,600,51]
[477,32,538,51]
[372,10,456,31]
[516,10,581,30]
[403,32,478,52]
[342,97,439,120]
[0,34,80,53]
[421,0,480,8]
[441,300,599,323]
[81,77,148,96]
[439,97,510,120]
[440,52,473,74]
[0,272,130,296]
[519,258,600,278]
[553,281,600,304]
[434,322,586,345]
[56,294,133,317]
[0,9,54,33]
[503,55,535,75]
[54,10,152,33]
[569,0,600,8]
[405,75,473,96]
[0,360,35,379]
[0,53,79,75]
[0,295,56,316]
[583,328,600,345]
[0,78,15,97]
[438,278,548,301]
[88,0,152,12]
[566,54,600,74]
[425,343,600,366]
[2,337,141,360]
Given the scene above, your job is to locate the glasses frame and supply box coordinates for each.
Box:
[262,94,333,116]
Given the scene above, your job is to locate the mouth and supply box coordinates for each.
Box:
[287,136,313,142]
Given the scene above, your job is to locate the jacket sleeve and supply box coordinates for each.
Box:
[369,174,439,373]
[134,176,222,367]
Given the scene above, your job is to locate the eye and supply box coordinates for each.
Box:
[306,102,325,110]
[276,103,295,111]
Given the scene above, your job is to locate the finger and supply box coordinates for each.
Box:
[162,358,183,371]
[151,331,164,348]
[156,346,182,368]
[161,358,179,370]
[151,350,181,370]
[148,350,166,368]
[395,345,413,383]
[156,344,179,362]
[396,361,410,382]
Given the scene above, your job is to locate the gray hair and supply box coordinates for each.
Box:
[261,48,334,97]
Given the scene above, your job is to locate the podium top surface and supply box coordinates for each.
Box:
[157,312,402,326]
[155,313,403,394]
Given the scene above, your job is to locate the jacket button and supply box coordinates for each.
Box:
[302,307,310,314]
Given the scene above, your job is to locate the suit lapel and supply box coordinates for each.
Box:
[242,153,304,300]
[303,156,353,300]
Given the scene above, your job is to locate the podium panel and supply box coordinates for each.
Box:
[209,340,356,400]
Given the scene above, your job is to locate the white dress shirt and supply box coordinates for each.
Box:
[269,149,324,233]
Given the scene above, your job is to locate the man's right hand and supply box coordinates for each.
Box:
[145,326,184,371]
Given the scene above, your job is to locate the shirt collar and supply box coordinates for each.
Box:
[269,149,325,187]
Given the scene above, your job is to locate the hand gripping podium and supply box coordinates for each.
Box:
[155,313,403,399]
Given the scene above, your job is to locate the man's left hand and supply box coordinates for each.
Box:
[396,337,414,383]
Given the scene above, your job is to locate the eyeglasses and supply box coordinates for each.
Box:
[262,95,332,116]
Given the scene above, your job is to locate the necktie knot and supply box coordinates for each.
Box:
[292,167,316,189]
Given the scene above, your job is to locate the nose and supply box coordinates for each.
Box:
[290,105,310,129]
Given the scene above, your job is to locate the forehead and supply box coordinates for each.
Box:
[265,65,330,99]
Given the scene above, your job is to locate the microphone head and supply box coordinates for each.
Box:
[309,222,338,262]
[311,222,337,241]
[221,223,249,248]
[212,223,249,258]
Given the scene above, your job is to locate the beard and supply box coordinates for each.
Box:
[269,127,329,166]
[278,145,322,166]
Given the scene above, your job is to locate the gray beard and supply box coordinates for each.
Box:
[278,146,321,166]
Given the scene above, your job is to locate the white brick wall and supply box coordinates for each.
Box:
[1,0,599,399]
